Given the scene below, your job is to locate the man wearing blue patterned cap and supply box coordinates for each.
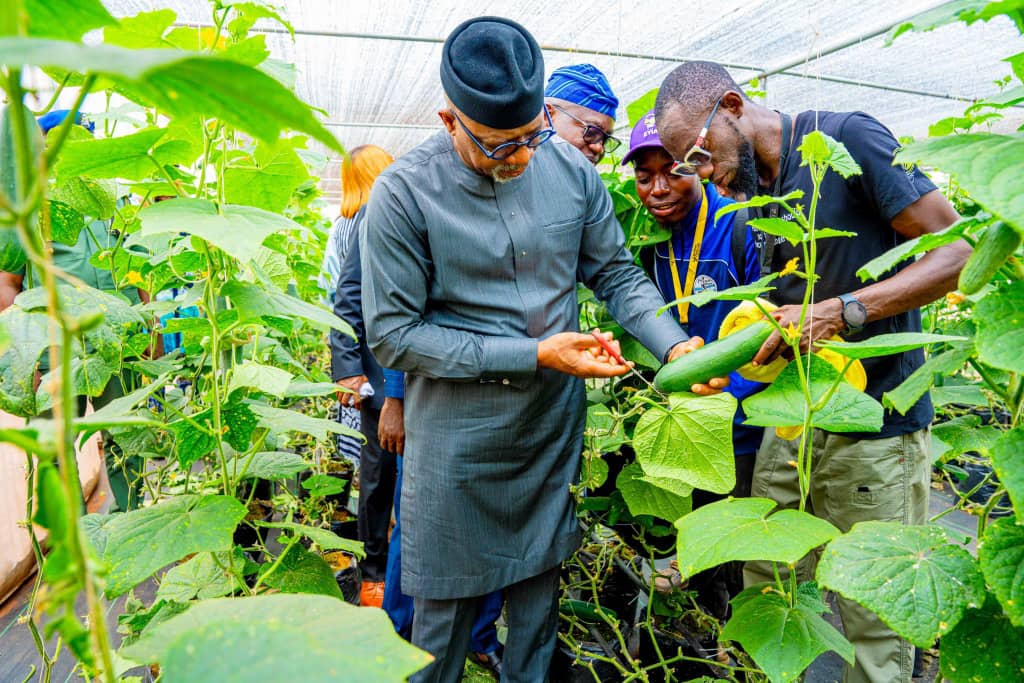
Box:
[361,17,695,683]
[545,63,622,164]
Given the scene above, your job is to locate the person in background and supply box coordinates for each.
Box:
[0,110,151,512]
[623,110,762,613]
[328,145,398,609]
[321,145,393,467]
[360,17,699,682]
[545,63,622,165]
[654,60,969,683]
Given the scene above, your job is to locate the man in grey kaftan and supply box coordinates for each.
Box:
[360,16,691,683]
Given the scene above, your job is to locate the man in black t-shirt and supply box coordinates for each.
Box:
[654,61,970,683]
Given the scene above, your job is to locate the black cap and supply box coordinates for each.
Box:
[440,16,545,130]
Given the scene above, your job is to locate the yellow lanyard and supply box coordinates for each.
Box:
[667,183,708,324]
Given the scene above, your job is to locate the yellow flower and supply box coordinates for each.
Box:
[946,291,966,306]
[780,256,800,277]
[125,271,144,286]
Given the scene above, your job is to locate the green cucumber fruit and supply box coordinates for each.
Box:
[958,221,1021,295]
[654,320,773,393]
[558,599,618,624]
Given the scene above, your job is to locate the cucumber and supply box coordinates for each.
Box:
[558,599,618,624]
[958,221,1021,294]
[654,320,773,393]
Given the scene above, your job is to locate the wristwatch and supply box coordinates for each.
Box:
[837,293,867,334]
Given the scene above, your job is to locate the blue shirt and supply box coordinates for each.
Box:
[649,183,764,457]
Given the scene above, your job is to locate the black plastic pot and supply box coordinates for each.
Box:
[636,626,721,683]
[550,635,623,682]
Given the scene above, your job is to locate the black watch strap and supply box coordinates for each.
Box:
[837,293,867,333]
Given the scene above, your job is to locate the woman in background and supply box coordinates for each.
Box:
[320,145,394,467]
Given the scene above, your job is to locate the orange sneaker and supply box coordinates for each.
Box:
[360,580,385,608]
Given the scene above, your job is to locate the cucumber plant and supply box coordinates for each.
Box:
[571,5,1024,681]
[0,2,429,681]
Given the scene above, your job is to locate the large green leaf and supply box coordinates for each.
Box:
[73,374,168,438]
[883,345,974,415]
[817,333,965,360]
[632,392,736,494]
[895,134,1024,233]
[615,462,692,522]
[976,280,1024,373]
[939,594,1024,683]
[228,360,294,398]
[55,127,200,181]
[222,279,355,337]
[120,594,431,682]
[139,199,298,264]
[0,38,342,153]
[742,357,883,433]
[248,403,363,442]
[230,451,309,480]
[50,177,117,220]
[47,200,85,245]
[722,583,853,683]
[155,549,247,603]
[98,494,246,596]
[816,521,986,647]
[932,414,1005,460]
[674,498,840,580]
[35,355,115,412]
[991,426,1024,514]
[223,138,310,213]
[102,9,177,49]
[979,516,1024,627]
[856,221,969,282]
[0,306,49,415]
[261,543,342,598]
[24,0,115,42]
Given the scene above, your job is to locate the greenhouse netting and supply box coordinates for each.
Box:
[30,0,1024,201]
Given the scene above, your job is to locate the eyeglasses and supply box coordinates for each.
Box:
[450,107,557,161]
[551,104,622,154]
[670,97,722,177]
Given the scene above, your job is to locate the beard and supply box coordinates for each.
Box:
[491,164,527,183]
[729,139,760,200]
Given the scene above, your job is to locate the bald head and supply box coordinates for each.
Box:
[654,61,744,121]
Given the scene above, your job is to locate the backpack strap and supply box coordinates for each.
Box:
[730,206,750,281]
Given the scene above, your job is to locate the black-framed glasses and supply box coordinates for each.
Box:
[450,107,556,161]
[551,104,622,154]
[670,97,722,177]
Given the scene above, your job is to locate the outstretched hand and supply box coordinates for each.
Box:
[537,331,631,378]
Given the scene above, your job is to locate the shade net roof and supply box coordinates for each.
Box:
[55,1,1024,202]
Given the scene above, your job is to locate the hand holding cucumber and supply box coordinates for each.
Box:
[751,299,845,367]
[666,337,729,395]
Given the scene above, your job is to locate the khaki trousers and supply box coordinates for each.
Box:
[744,428,931,683]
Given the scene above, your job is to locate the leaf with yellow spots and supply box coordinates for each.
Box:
[121,594,432,682]
[817,521,986,647]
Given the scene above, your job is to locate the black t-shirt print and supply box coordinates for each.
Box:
[759,111,939,439]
